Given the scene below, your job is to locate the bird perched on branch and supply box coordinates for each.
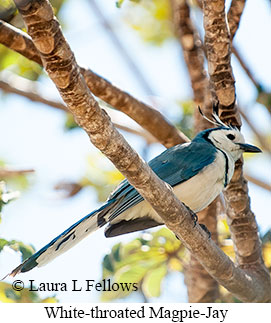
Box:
[6,107,261,277]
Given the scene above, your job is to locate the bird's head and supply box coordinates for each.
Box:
[207,127,261,161]
[196,105,262,161]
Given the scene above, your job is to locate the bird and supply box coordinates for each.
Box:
[6,108,261,277]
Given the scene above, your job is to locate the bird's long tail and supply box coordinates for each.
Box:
[6,201,114,277]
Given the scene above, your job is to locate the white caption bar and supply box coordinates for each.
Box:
[1,303,269,322]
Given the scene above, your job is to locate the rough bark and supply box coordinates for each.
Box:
[10,0,271,302]
[170,0,207,107]
[184,197,220,302]
[227,0,246,40]
[171,0,219,302]
[224,159,269,278]
[203,0,239,126]
[202,0,270,299]
[0,19,188,148]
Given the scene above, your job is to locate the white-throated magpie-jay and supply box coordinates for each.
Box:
[6,110,261,277]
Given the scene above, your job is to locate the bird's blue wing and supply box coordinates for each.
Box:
[107,141,217,221]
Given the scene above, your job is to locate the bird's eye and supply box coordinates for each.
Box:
[227,134,235,140]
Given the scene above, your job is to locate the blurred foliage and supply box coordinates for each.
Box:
[175,99,194,139]
[256,89,271,114]
[0,0,67,81]
[0,177,57,303]
[0,161,32,191]
[0,282,58,303]
[54,152,124,201]
[0,238,35,261]
[116,0,141,8]
[101,215,271,302]
[0,45,43,81]
[64,112,79,131]
[81,153,124,202]
[120,0,173,45]
[101,228,186,301]
[0,0,16,22]
[0,181,19,222]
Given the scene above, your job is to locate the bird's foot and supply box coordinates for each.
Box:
[183,203,198,227]
[191,212,198,227]
[199,223,211,239]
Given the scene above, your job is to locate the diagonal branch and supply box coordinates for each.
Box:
[227,0,246,41]
[0,19,188,148]
[12,0,271,302]
[202,0,270,298]
[170,0,219,302]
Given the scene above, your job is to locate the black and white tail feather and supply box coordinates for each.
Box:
[5,200,118,278]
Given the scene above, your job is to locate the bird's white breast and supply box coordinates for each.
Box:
[111,150,234,225]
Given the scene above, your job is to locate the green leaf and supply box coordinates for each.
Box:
[112,243,121,262]
[64,113,79,131]
[116,0,125,8]
[0,239,35,260]
[0,282,58,303]
[102,254,114,273]
[142,264,167,298]
[121,0,173,45]
[115,264,149,283]
[0,238,9,252]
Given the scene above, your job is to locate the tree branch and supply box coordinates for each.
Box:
[0,79,67,111]
[0,168,34,178]
[203,0,270,299]
[232,45,261,90]
[203,0,239,125]
[227,0,246,41]
[244,174,271,192]
[170,0,219,302]
[238,105,271,154]
[0,19,188,148]
[170,0,207,107]
[11,0,271,302]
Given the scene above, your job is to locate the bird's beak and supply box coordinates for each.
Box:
[237,143,262,153]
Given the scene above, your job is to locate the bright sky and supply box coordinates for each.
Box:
[0,0,270,302]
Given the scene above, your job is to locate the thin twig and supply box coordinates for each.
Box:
[232,45,261,90]
[0,79,67,111]
[244,174,271,192]
[0,168,34,178]
[227,0,246,40]
[238,106,271,154]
